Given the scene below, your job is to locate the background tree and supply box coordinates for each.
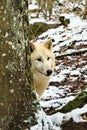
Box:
[84,0,87,18]
[0,0,40,129]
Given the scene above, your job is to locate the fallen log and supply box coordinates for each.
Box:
[49,91,87,115]
[29,22,59,40]
[56,48,87,59]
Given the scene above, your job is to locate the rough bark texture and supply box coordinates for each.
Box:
[0,0,40,129]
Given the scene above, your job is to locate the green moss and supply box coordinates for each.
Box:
[29,22,60,40]
[29,22,48,40]
[51,91,87,115]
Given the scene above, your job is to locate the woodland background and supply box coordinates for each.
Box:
[0,0,87,130]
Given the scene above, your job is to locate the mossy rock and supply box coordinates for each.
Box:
[29,22,48,39]
[51,91,87,115]
[29,22,59,40]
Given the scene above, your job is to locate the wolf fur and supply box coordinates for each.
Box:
[30,39,55,97]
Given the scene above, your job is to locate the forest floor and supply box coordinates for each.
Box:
[29,0,87,129]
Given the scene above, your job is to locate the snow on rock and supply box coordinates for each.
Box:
[51,104,87,126]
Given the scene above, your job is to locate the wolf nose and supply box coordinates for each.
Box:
[47,70,52,76]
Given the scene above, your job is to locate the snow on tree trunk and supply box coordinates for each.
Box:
[0,0,40,129]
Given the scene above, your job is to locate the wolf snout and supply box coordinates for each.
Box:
[46,70,52,76]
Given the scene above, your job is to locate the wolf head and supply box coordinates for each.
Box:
[30,39,55,77]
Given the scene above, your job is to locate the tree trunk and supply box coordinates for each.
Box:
[83,0,87,18]
[0,0,40,129]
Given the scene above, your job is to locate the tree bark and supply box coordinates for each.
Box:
[0,0,40,129]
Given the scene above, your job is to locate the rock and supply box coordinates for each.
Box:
[29,22,59,40]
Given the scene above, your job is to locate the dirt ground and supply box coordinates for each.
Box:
[62,119,87,130]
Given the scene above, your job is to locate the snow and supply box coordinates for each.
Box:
[30,109,61,130]
[2,53,6,57]
[29,4,38,10]
[30,18,46,24]
[29,0,87,129]
[51,104,87,125]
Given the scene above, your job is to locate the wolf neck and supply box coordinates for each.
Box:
[33,73,50,97]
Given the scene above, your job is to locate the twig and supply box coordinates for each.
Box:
[56,48,87,58]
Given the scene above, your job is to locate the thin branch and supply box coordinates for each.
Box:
[56,48,87,58]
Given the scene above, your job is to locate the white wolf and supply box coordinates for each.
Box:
[30,39,55,97]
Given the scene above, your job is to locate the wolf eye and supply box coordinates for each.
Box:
[47,57,51,60]
[37,58,42,62]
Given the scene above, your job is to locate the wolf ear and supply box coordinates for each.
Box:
[29,41,35,53]
[44,39,52,50]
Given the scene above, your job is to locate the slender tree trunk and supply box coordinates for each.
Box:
[83,0,87,18]
[0,0,40,129]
